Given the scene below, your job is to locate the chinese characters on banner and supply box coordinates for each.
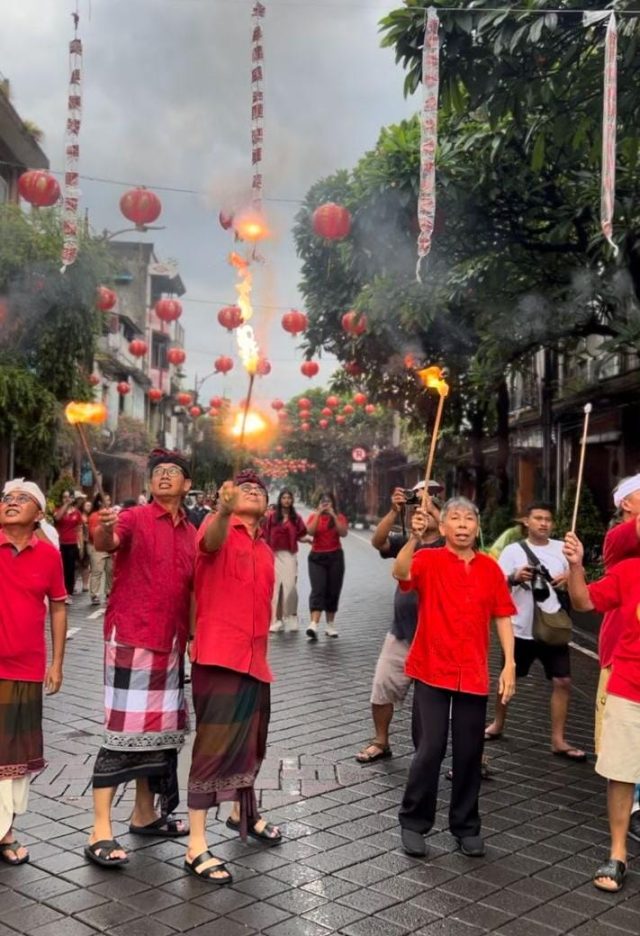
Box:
[601,13,618,256]
[61,13,82,272]
[251,2,266,211]
[416,8,440,282]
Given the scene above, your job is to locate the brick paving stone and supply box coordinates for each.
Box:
[339,918,410,936]
[30,920,97,936]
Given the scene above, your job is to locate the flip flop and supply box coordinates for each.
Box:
[184,850,233,885]
[0,840,29,866]
[484,730,502,741]
[552,748,587,763]
[84,839,129,868]
[593,859,626,892]
[129,815,189,837]
[355,742,393,764]
[226,817,282,845]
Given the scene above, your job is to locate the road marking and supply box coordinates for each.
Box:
[66,627,80,641]
[569,641,599,661]
[86,608,105,620]
[348,530,372,547]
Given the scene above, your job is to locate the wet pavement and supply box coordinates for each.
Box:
[3,529,640,935]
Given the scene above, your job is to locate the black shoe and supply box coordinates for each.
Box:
[629,812,640,843]
[456,834,485,857]
[400,827,426,857]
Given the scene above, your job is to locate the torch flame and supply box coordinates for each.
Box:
[417,365,449,398]
[229,252,260,374]
[65,401,108,425]
[230,409,268,439]
[234,210,270,243]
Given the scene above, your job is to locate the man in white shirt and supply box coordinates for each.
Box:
[485,501,586,761]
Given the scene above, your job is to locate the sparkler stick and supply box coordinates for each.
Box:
[64,402,108,500]
[416,366,449,509]
[571,403,593,534]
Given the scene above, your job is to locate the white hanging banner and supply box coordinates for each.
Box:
[416,8,440,282]
[251,1,266,212]
[61,12,82,273]
[601,13,618,256]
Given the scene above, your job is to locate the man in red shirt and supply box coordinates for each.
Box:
[0,479,67,867]
[393,497,516,858]
[184,469,277,886]
[85,449,196,868]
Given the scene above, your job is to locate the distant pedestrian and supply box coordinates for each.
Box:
[187,492,211,530]
[78,498,92,594]
[185,469,279,886]
[0,479,67,867]
[306,492,348,640]
[53,488,83,603]
[264,489,307,633]
[85,449,196,868]
[87,493,113,606]
[393,497,516,859]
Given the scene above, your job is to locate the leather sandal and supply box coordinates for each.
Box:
[184,850,233,885]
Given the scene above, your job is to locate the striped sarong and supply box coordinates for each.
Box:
[0,680,44,780]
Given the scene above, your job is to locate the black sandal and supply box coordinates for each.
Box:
[355,742,392,764]
[129,815,188,837]
[226,817,282,845]
[84,839,129,868]
[593,859,626,892]
[184,850,233,885]
[0,840,29,866]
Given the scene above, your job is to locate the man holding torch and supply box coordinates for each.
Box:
[393,497,516,858]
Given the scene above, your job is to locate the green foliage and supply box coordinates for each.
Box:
[192,419,235,490]
[0,366,59,472]
[47,473,77,509]
[112,416,155,455]
[556,482,606,574]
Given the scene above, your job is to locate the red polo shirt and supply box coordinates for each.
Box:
[400,547,516,695]
[0,533,67,682]
[193,516,275,683]
[599,520,640,667]
[589,558,640,703]
[55,508,83,546]
[104,502,196,653]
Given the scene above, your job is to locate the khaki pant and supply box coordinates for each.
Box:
[88,543,112,600]
[272,551,298,622]
[0,777,29,840]
[594,666,611,755]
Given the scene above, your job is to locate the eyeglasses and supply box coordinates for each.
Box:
[1,493,37,506]
[238,483,265,495]
[151,466,184,478]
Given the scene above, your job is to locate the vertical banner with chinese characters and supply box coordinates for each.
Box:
[416,8,440,282]
[61,12,82,272]
[251,2,266,211]
[601,13,618,255]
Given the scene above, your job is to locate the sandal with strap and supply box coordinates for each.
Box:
[226,817,282,846]
[0,840,29,866]
[355,742,392,764]
[184,850,233,885]
[593,859,626,892]
[129,815,189,837]
[84,839,129,868]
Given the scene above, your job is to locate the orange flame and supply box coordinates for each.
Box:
[65,401,108,425]
[416,365,449,398]
[228,252,260,374]
[234,210,270,243]
[230,409,269,439]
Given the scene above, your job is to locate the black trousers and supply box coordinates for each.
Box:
[308,550,345,613]
[399,681,487,838]
[60,543,78,596]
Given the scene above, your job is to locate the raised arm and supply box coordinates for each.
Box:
[371,488,406,552]
[563,532,594,611]
[93,507,121,552]
[392,508,428,581]
[200,481,236,553]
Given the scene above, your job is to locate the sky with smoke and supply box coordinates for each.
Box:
[2,0,417,404]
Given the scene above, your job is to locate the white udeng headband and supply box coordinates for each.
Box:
[613,474,640,508]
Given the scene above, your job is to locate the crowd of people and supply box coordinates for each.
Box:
[2,454,640,897]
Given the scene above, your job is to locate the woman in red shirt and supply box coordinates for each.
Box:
[306,493,348,641]
[263,490,307,634]
[53,490,84,603]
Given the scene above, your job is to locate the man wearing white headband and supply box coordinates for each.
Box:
[0,479,67,867]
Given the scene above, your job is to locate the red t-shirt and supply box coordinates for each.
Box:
[193,517,275,683]
[589,558,640,703]
[263,513,307,554]
[55,508,83,545]
[104,502,196,653]
[400,547,516,696]
[599,520,640,667]
[308,513,347,553]
[88,511,101,545]
[0,533,67,681]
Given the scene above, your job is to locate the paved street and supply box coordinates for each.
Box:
[3,530,640,936]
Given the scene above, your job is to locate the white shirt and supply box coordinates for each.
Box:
[498,539,568,640]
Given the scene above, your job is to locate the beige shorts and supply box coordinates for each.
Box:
[596,692,640,783]
[594,666,611,755]
[370,633,412,706]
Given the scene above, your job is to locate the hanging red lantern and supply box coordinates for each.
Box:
[344,361,363,377]
[301,422,311,432]
[299,410,311,421]
[341,310,367,337]
[209,395,223,409]
[321,407,332,417]
[319,419,329,429]
[18,170,61,207]
[219,209,234,230]
[326,395,339,408]
[275,444,283,453]
[88,373,100,386]
[176,391,193,406]
[277,411,288,422]
[214,355,234,374]
[128,339,148,358]
[148,388,163,403]
[297,398,310,410]
[167,347,186,366]
[271,399,284,411]
[335,414,346,425]
[343,404,355,415]
[365,403,376,415]
[353,392,367,406]
[217,305,243,331]
[155,298,183,323]
[116,381,130,396]
[96,286,117,312]
[119,187,162,228]
[209,407,220,418]
[256,357,271,376]
[300,361,319,379]
[312,202,352,240]
[281,309,308,336]
[190,405,202,419]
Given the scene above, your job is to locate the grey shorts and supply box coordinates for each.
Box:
[370,633,412,706]
[596,693,640,784]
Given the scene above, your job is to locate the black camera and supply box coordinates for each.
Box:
[531,568,551,603]
[402,488,420,506]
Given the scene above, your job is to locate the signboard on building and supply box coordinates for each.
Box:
[351,446,367,463]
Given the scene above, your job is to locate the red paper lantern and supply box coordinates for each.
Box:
[299,410,311,421]
[18,170,60,207]
[176,391,193,406]
[275,445,283,453]
[281,309,308,336]
[256,358,271,376]
[214,355,234,374]
[297,398,311,409]
[365,403,376,415]
[209,396,223,409]
[190,406,202,419]
[128,339,148,358]
[277,411,288,422]
[271,399,284,411]
[335,414,346,425]
[155,298,183,323]
[219,209,234,230]
[343,404,355,415]
[300,361,319,379]
[116,381,130,396]
[96,286,117,312]
[326,396,339,408]
[342,310,367,337]
[301,422,311,432]
[312,202,351,240]
[321,407,332,417]
[148,388,163,403]
[120,187,162,228]
[208,407,220,418]
[88,373,101,386]
[353,392,367,406]
[344,361,363,377]
[167,347,186,366]
[319,419,329,429]
[217,305,243,331]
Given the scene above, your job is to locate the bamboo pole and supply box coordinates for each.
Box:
[75,423,106,501]
[422,392,446,509]
[570,402,592,534]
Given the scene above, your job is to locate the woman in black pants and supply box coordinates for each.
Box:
[305,493,348,641]
[54,489,83,603]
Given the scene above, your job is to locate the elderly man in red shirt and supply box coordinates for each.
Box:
[184,469,277,886]
[85,449,196,868]
[393,496,516,859]
[0,479,67,867]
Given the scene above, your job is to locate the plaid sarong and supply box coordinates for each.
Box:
[0,680,44,780]
[103,640,187,751]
